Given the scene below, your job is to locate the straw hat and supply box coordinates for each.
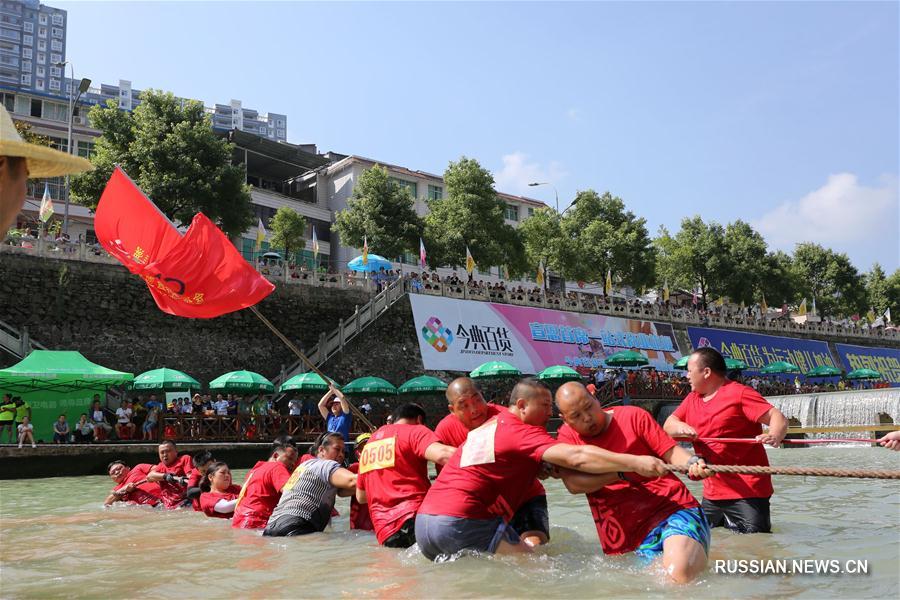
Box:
[0,105,93,178]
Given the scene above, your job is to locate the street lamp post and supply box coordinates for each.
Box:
[55,62,91,236]
[528,181,563,292]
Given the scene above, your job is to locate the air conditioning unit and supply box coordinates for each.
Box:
[72,115,86,126]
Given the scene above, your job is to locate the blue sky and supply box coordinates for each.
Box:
[60,1,898,272]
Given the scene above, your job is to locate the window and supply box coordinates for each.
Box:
[51,39,61,52]
[528,207,535,218]
[49,66,59,77]
[1,92,14,112]
[38,14,47,25]
[35,65,44,77]
[21,60,30,71]
[30,98,41,117]
[427,184,443,200]
[48,78,59,91]
[38,26,46,38]
[391,178,418,197]
[37,39,45,51]
[14,94,29,114]
[22,48,31,59]
[23,22,33,33]
[276,128,284,137]
[19,74,29,86]
[42,101,67,122]
[50,52,60,64]
[52,14,63,26]
[22,35,31,46]
[504,204,519,221]
[258,127,266,135]
[77,140,95,159]
[37,52,44,64]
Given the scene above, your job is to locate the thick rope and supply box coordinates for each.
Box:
[665,464,900,480]
[676,437,881,445]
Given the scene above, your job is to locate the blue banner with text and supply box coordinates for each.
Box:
[834,344,900,387]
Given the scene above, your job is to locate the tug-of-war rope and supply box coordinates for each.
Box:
[666,464,900,480]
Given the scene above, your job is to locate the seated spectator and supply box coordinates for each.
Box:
[142,405,160,441]
[53,414,69,444]
[74,413,94,443]
[17,415,35,448]
[90,398,113,440]
[116,401,136,440]
[198,461,242,519]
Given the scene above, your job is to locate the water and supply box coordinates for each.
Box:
[1,448,898,599]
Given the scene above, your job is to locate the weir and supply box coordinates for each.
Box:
[768,388,899,438]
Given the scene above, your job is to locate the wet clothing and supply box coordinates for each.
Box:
[635,507,710,557]
[232,460,293,529]
[702,496,771,533]
[264,458,340,536]
[415,514,521,561]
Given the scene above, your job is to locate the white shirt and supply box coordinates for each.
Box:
[116,407,132,424]
[215,400,229,416]
[288,400,302,416]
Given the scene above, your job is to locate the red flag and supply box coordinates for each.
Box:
[94,167,274,318]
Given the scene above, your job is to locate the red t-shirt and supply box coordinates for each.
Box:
[231,460,293,529]
[434,405,546,507]
[187,468,203,511]
[347,462,374,532]
[356,423,439,543]
[199,484,243,518]
[419,407,557,520]
[672,380,774,500]
[152,454,193,509]
[557,407,699,554]
[113,463,161,506]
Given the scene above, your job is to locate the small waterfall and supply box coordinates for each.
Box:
[768,388,900,440]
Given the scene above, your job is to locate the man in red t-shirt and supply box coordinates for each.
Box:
[664,348,787,534]
[232,436,299,529]
[347,433,375,532]
[416,378,670,561]
[555,382,711,584]
[104,460,162,506]
[145,440,193,509]
[356,403,455,547]
[434,377,550,547]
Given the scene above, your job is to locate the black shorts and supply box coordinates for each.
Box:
[262,515,319,537]
[702,497,771,534]
[382,517,416,548]
[509,494,550,540]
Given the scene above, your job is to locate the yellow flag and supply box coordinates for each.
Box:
[662,279,670,302]
[465,245,475,274]
[536,259,545,287]
[760,294,768,313]
[716,297,725,307]
[362,235,368,266]
[605,269,612,295]
[255,217,266,251]
[798,298,807,316]
[866,308,876,323]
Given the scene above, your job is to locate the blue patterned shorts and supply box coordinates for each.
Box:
[635,507,710,557]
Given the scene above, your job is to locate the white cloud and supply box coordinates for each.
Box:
[753,173,899,269]
[493,151,567,198]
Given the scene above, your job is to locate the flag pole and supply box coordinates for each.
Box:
[248,305,376,432]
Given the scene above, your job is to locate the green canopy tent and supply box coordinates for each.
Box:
[0,350,134,442]
[341,376,398,396]
[845,368,882,380]
[604,350,649,368]
[208,370,275,393]
[804,365,843,378]
[279,372,339,394]
[536,365,582,383]
[470,361,522,380]
[130,368,200,391]
[760,361,800,375]
[398,375,448,396]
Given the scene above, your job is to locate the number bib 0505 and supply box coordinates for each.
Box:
[359,436,396,474]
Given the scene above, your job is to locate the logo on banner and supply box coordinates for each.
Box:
[422,316,454,352]
[698,337,712,348]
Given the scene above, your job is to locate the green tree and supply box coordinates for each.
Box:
[792,242,865,317]
[885,269,900,322]
[721,220,769,305]
[653,226,691,292]
[518,207,567,282]
[557,190,656,290]
[423,157,520,272]
[70,90,253,237]
[332,164,422,261]
[268,207,307,263]
[759,250,799,307]
[663,216,728,304]
[864,263,890,315]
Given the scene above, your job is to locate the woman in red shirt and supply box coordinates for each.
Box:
[199,462,242,519]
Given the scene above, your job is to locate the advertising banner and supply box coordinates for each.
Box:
[834,344,900,387]
[687,327,836,376]
[410,295,683,373]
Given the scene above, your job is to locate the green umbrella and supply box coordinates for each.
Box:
[845,368,882,380]
[725,358,747,371]
[279,372,338,393]
[131,368,200,391]
[804,365,842,378]
[209,370,274,393]
[398,375,448,396]
[760,361,800,375]
[470,361,522,380]
[673,356,689,370]
[342,376,397,396]
[536,365,582,383]
[605,350,649,368]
